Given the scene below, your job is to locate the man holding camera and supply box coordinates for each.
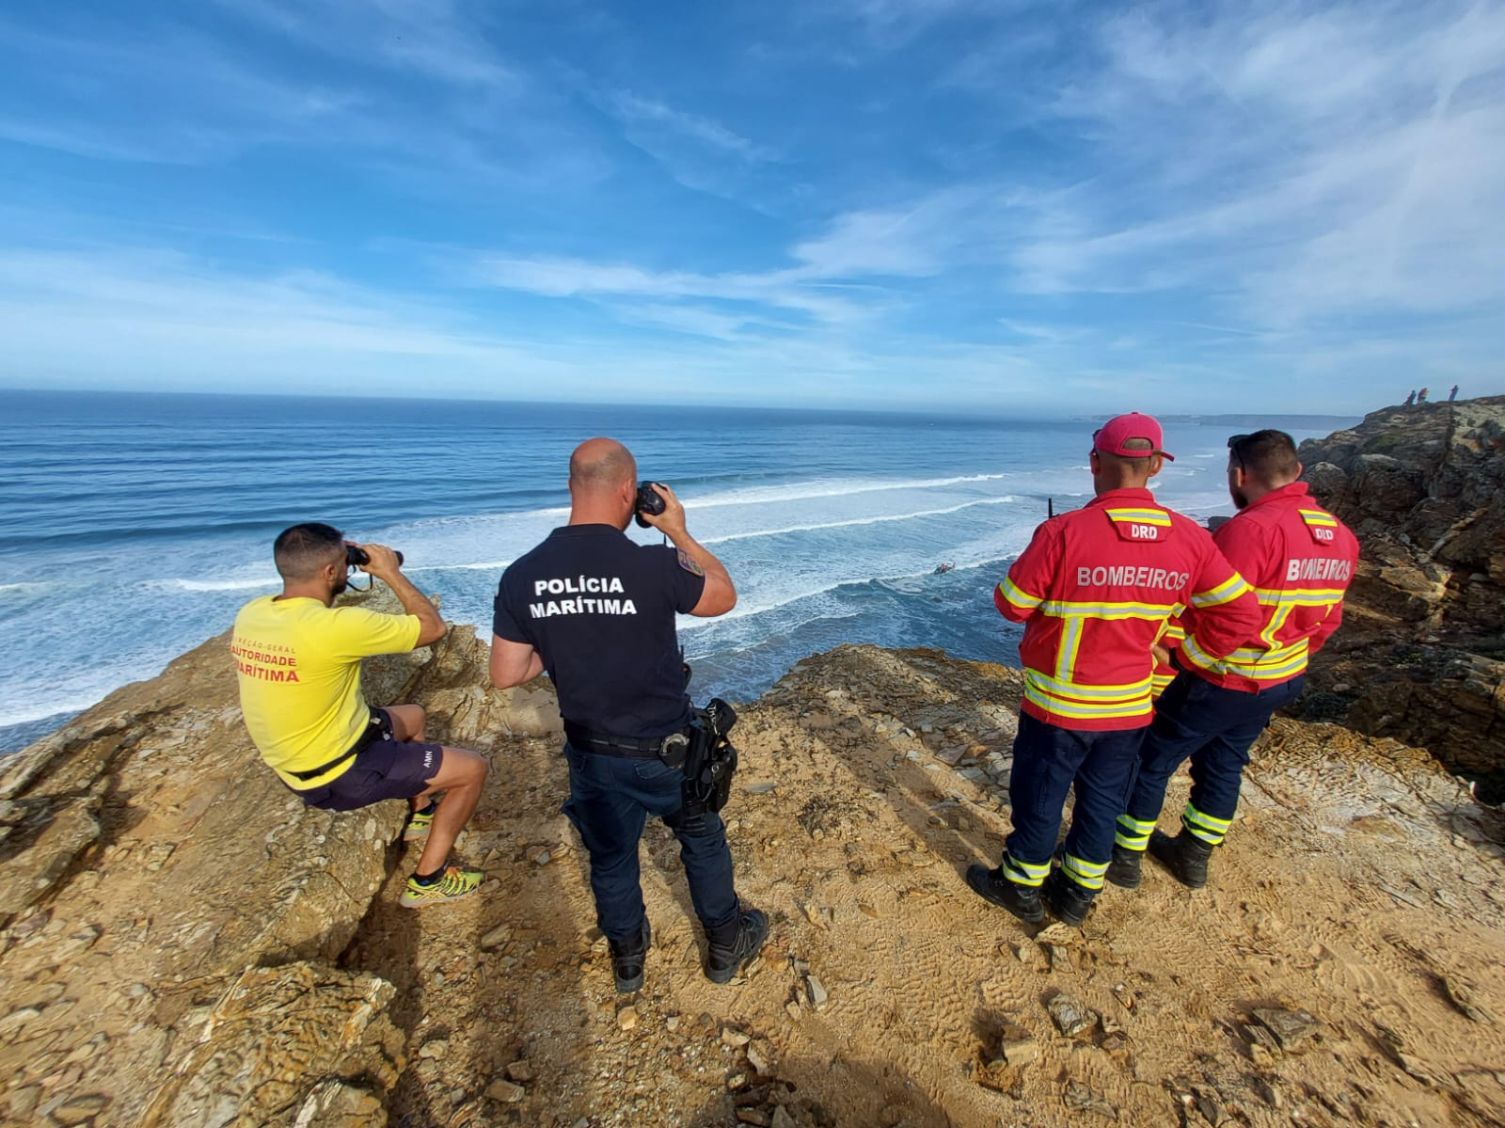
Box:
[233,522,490,907]
[490,438,767,993]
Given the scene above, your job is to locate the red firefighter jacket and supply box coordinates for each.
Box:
[995,488,1263,731]
[1177,482,1358,691]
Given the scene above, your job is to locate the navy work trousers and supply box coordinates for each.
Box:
[1125,671,1305,843]
[1002,713,1147,892]
[562,742,739,945]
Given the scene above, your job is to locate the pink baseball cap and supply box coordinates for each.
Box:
[1093,412,1175,461]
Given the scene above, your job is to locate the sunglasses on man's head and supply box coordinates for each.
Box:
[1227,433,1253,470]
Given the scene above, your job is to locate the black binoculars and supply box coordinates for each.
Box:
[634,481,667,528]
[346,545,404,569]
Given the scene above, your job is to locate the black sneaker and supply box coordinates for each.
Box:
[1147,830,1212,889]
[1043,872,1096,927]
[609,920,651,993]
[965,864,1045,925]
[1105,845,1143,889]
[705,908,769,985]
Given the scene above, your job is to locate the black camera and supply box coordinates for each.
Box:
[346,545,404,569]
[634,481,667,528]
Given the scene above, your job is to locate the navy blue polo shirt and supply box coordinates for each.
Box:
[493,524,706,739]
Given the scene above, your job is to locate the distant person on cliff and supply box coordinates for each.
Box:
[1418,387,1430,403]
[971,414,1263,927]
[489,439,767,992]
[232,523,490,907]
[1404,390,1416,407]
[1107,430,1358,893]
[1449,385,1460,402]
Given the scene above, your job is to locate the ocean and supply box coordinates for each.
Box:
[0,391,1355,753]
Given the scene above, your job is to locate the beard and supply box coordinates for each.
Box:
[331,574,349,598]
[1230,486,1250,510]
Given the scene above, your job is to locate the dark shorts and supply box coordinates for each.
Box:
[290,709,444,812]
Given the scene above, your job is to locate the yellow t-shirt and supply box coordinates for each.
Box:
[232,596,421,788]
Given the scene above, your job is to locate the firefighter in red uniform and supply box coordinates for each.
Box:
[969,414,1264,926]
[1108,429,1359,891]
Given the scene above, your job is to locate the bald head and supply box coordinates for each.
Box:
[569,438,636,494]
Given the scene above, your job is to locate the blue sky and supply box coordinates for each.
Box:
[1,0,1502,414]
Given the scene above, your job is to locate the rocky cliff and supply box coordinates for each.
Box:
[1297,396,1505,796]
[0,603,559,1127]
[4,598,1505,1125]
[4,403,1505,1127]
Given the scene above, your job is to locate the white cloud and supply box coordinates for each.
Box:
[1000,1,1505,330]
[461,187,1010,340]
[609,92,775,164]
[211,0,519,90]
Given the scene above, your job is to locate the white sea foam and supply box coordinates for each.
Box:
[700,495,1019,546]
[371,474,1012,541]
[683,473,1011,510]
[152,576,280,592]
[407,559,515,573]
[0,697,108,728]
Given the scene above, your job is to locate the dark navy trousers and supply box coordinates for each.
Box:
[1121,672,1305,848]
[1002,713,1147,892]
[562,743,740,945]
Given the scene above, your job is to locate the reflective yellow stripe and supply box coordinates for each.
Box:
[1025,670,1152,703]
[1002,853,1051,887]
[1183,803,1232,844]
[1105,508,1172,526]
[1299,509,1338,527]
[1062,853,1108,890]
[1024,683,1152,719]
[1224,652,1310,680]
[1226,639,1308,663]
[1253,586,1346,608]
[1063,855,1108,875]
[1189,573,1252,608]
[1259,600,1295,649]
[1162,623,1186,641]
[1180,635,1216,672]
[1116,812,1155,850]
[1054,616,1085,681]
[1182,635,1309,681]
[1040,600,1179,618]
[999,577,1043,610]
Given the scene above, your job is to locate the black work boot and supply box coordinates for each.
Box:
[705,908,769,985]
[1105,845,1144,889]
[965,864,1045,925]
[609,920,651,993]
[1043,871,1096,927]
[1147,829,1213,889]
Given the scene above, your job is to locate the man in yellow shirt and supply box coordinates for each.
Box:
[233,522,489,907]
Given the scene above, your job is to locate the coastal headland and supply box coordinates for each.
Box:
[2,402,1503,1127]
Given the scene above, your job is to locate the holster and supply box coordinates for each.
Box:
[677,698,740,817]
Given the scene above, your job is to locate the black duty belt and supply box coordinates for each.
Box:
[287,708,389,782]
[564,721,690,760]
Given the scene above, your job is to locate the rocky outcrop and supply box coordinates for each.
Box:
[3,615,1504,1126]
[0,589,557,1127]
[5,403,1505,1123]
[1297,397,1505,795]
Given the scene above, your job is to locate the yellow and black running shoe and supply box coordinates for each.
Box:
[399,865,483,908]
[402,801,439,843]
